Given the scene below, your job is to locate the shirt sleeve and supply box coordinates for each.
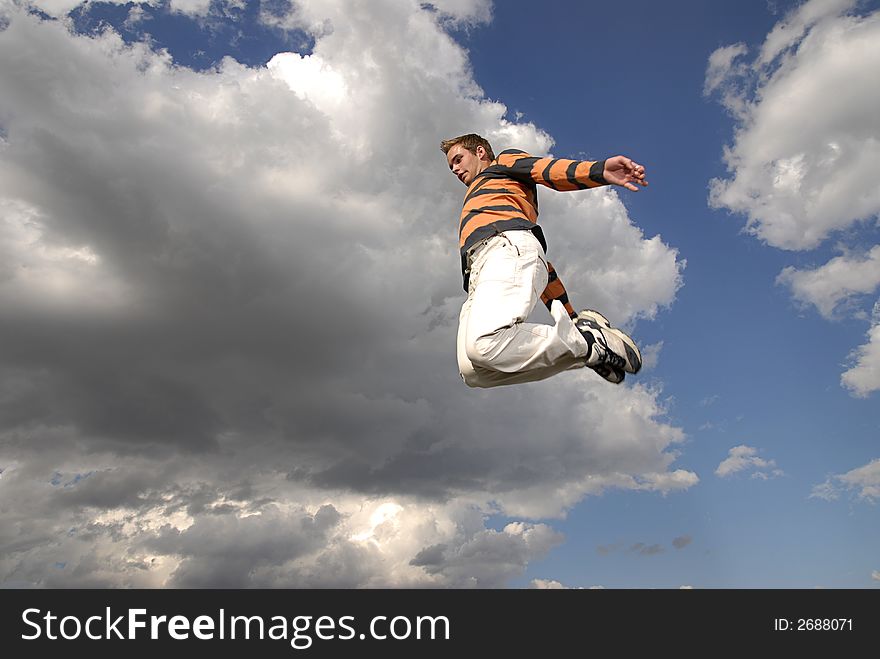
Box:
[492,149,608,191]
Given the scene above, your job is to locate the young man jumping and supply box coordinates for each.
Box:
[441,133,646,388]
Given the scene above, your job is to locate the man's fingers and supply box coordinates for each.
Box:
[608,156,648,190]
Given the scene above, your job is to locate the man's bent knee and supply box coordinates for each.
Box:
[459,341,506,389]
[460,368,504,388]
[465,329,507,371]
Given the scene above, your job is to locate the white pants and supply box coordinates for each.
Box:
[457,230,588,388]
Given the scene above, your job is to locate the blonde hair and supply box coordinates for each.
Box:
[440,133,495,161]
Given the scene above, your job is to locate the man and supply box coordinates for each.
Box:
[441,133,645,388]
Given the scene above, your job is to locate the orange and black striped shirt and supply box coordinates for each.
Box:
[458,148,608,290]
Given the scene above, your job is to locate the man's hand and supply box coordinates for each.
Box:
[603,156,648,191]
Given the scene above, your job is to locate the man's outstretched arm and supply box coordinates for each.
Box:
[491,149,647,192]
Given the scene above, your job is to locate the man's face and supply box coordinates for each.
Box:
[446,144,487,186]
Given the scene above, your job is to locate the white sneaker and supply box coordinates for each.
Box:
[575,309,641,375]
[592,362,626,384]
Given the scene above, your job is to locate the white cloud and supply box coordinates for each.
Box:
[407,520,563,588]
[703,43,750,119]
[639,341,663,371]
[757,0,855,66]
[841,303,880,397]
[267,52,348,111]
[168,0,212,17]
[420,0,493,25]
[872,570,880,581]
[777,246,880,319]
[708,1,880,251]
[538,193,684,324]
[0,1,688,586]
[810,457,880,503]
[808,479,839,502]
[0,462,560,587]
[21,0,86,18]
[528,579,604,589]
[715,445,782,479]
[707,0,880,397]
[829,458,880,501]
[704,42,748,96]
[529,578,565,589]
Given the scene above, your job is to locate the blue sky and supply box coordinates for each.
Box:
[0,0,878,589]
[456,0,880,587]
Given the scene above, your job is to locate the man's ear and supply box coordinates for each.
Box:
[475,145,486,160]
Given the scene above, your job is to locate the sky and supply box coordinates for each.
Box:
[0,0,877,589]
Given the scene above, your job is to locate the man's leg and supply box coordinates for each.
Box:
[457,230,588,388]
[540,263,626,384]
[458,299,584,388]
[540,261,577,319]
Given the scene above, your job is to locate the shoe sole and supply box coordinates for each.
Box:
[577,310,641,374]
[593,363,625,384]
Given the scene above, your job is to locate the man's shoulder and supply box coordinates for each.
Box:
[497,148,531,157]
